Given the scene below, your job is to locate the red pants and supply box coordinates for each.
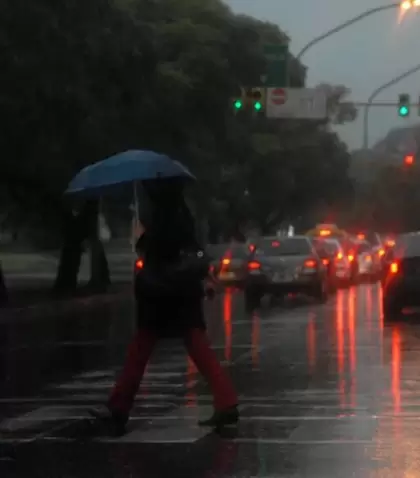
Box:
[108,328,238,414]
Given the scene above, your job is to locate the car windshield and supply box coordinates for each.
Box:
[320,240,340,255]
[207,243,249,260]
[356,242,371,254]
[256,238,311,256]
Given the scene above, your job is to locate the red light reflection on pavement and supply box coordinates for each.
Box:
[306,317,316,374]
[391,327,401,415]
[366,286,373,331]
[223,289,232,362]
[336,290,346,408]
[348,288,357,407]
[251,313,260,368]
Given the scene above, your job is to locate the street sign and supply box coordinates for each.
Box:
[266,88,327,120]
[271,88,287,105]
[263,44,288,87]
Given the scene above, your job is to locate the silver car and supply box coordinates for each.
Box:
[244,236,329,309]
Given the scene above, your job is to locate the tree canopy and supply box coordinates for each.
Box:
[0,0,354,244]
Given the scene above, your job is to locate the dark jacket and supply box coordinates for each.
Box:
[134,192,205,337]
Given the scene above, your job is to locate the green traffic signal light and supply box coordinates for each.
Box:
[254,101,262,111]
[234,100,242,110]
[399,105,409,117]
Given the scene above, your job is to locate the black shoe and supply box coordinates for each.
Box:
[198,406,239,428]
[89,406,128,437]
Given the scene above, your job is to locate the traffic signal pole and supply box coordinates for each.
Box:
[363,62,420,149]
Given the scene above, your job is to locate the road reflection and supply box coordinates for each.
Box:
[306,316,316,374]
[251,312,260,369]
[336,289,346,408]
[348,287,357,408]
[391,327,401,416]
[223,289,232,362]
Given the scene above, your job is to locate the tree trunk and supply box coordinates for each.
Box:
[0,263,8,305]
[89,238,110,292]
[53,207,89,297]
[87,201,110,292]
[53,199,111,296]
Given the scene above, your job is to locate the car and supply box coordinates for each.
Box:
[244,235,329,309]
[206,243,250,288]
[356,231,386,273]
[311,237,352,289]
[382,232,420,318]
[310,238,338,294]
[354,239,380,283]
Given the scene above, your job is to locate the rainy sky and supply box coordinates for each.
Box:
[226,0,420,150]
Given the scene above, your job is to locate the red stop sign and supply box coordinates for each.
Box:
[271,88,286,106]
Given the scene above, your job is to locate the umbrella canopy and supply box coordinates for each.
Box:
[65,150,195,197]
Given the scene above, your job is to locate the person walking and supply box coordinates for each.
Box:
[91,179,238,436]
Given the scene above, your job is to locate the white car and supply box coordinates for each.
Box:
[356,240,380,282]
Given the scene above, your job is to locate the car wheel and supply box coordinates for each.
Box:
[313,281,328,304]
[244,290,262,311]
[383,295,401,319]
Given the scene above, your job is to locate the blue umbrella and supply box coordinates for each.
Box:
[65,150,195,197]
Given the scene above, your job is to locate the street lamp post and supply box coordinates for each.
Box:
[296,1,417,62]
[363,63,420,149]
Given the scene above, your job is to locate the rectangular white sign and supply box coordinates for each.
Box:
[266,88,327,120]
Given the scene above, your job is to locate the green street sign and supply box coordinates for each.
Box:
[263,44,289,87]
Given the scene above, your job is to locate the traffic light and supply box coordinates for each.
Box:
[245,88,265,116]
[404,154,415,166]
[233,99,243,111]
[232,87,265,116]
[398,93,410,117]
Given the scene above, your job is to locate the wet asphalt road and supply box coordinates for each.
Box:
[1,283,419,477]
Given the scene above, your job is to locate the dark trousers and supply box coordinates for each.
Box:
[108,328,238,414]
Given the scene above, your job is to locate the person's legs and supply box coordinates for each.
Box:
[90,328,157,435]
[108,328,158,414]
[184,328,238,426]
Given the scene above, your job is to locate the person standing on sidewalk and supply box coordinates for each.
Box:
[91,179,238,436]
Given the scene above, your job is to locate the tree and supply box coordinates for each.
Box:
[0,0,355,300]
[314,83,358,124]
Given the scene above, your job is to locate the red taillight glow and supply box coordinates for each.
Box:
[319,229,331,237]
[378,248,385,257]
[357,233,365,240]
[390,262,399,274]
[135,259,144,269]
[336,252,343,260]
[322,258,329,266]
[248,261,261,270]
[249,244,256,252]
[272,241,280,247]
[348,254,354,262]
[222,258,231,265]
[304,259,317,268]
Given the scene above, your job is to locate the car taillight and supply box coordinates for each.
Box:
[304,258,318,269]
[248,244,256,252]
[272,241,280,247]
[378,248,385,257]
[322,258,329,266]
[135,259,144,270]
[248,261,261,270]
[348,254,354,262]
[366,255,372,262]
[336,252,343,261]
[390,261,399,274]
